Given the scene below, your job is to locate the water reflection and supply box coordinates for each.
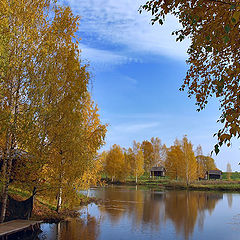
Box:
[165,191,223,239]
[95,187,223,239]
[39,187,238,240]
[40,216,100,240]
[227,194,233,208]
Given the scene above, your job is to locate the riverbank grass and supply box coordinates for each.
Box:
[121,173,240,192]
[0,185,92,223]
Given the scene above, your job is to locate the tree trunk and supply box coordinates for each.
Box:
[0,136,11,223]
[0,76,20,222]
[56,154,64,213]
[0,150,13,223]
[56,186,62,213]
[135,174,138,184]
[0,182,9,223]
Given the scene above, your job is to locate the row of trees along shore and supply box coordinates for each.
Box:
[101,136,217,185]
[0,1,106,222]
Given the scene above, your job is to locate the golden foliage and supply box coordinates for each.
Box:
[105,145,126,181]
[196,155,217,178]
[141,140,154,172]
[166,136,197,184]
[165,144,184,180]
[127,141,144,183]
[0,0,106,215]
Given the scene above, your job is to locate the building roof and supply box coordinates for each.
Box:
[207,170,222,175]
[150,166,165,172]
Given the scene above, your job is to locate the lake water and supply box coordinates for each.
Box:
[38,185,240,240]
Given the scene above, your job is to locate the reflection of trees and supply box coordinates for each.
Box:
[98,186,138,224]
[93,187,223,240]
[227,194,233,208]
[97,186,165,229]
[142,191,165,230]
[165,191,223,240]
[57,217,100,240]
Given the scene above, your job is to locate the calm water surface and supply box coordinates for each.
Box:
[39,186,240,240]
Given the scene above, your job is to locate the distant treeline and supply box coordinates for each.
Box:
[100,136,219,184]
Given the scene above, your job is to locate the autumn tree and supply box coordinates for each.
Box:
[105,145,126,182]
[41,92,106,211]
[97,151,108,178]
[31,5,106,210]
[0,0,53,222]
[140,0,240,153]
[124,148,135,178]
[166,137,197,184]
[0,1,106,219]
[227,163,232,180]
[196,155,217,179]
[141,137,164,172]
[141,140,154,172]
[181,136,198,184]
[151,137,164,166]
[165,144,184,180]
[195,145,217,179]
[195,145,205,179]
[130,141,144,183]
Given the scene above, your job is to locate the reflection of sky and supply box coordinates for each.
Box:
[39,188,240,240]
[195,194,240,240]
[40,224,58,240]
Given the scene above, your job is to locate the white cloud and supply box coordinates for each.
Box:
[113,122,160,133]
[124,76,138,85]
[78,44,140,70]
[79,44,129,64]
[63,0,189,61]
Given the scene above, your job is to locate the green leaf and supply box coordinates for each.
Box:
[223,35,230,43]
[230,5,236,10]
[224,25,230,33]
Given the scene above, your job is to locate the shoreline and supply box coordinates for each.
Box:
[105,179,240,193]
[7,179,240,224]
[31,196,99,223]
[5,186,98,224]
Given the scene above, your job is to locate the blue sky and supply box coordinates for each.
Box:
[63,0,240,171]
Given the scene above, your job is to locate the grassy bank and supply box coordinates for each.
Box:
[3,185,94,223]
[107,173,240,192]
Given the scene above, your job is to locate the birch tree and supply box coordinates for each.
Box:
[0,1,106,218]
[165,137,197,184]
[0,0,51,222]
[165,144,184,180]
[227,163,232,180]
[181,136,198,185]
[131,141,144,183]
[141,140,154,172]
[105,145,126,182]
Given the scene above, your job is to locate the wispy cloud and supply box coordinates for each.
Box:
[79,44,131,65]
[79,44,141,71]
[62,0,189,63]
[125,76,138,85]
[113,122,160,133]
